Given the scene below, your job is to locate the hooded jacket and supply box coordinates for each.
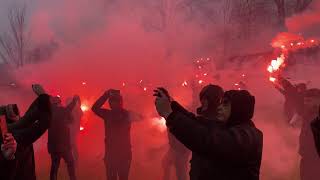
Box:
[166,90,263,180]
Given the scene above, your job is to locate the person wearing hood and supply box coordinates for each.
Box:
[299,88,320,180]
[0,85,52,180]
[154,88,263,180]
[161,84,221,180]
[168,84,224,180]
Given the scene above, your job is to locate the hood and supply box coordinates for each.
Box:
[197,84,224,116]
[224,90,255,126]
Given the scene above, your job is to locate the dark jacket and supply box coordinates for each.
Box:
[1,94,51,180]
[167,91,263,180]
[311,117,320,157]
[171,101,212,179]
[48,99,77,154]
[91,93,132,153]
[300,89,320,159]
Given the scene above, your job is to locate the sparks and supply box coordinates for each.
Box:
[143,87,147,91]
[182,81,188,87]
[269,77,276,82]
[82,82,87,85]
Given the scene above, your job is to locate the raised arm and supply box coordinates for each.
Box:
[278,77,295,92]
[8,94,51,130]
[10,94,52,146]
[65,96,80,114]
[91,90,110,118]
[166,110,261,163]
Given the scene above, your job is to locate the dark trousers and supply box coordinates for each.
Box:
[104,149,132,180]
[162,150,190,180]
[50,151,77,180]
[300,157,320,180]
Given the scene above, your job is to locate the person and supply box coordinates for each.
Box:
[299,88,320,180]
[167,84,224,180]
[161,84,219,180]
[66,95,83,165]
[0,84,52,180]
[154,88,263,180]
[274,77,306,123]
[92,89,141,180]
[49,95,79,180]
[162,130,190,180]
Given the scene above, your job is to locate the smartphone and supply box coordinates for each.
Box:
[0,115,8,139]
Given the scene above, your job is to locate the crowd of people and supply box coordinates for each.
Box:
[0,79,320,180]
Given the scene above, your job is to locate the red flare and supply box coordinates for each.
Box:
[81,104,89,112]
[269,77,276,82]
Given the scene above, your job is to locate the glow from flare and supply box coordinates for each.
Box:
[81,104,89,112]
[151,117,167,132]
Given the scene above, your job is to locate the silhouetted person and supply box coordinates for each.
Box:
[154,88,263,180]
[162,131,190,180]
[92,89,140,180]
[1,84,52,180]
[49,95,79,180]
[274,77,306,123]
[66,95,83,164]
[299,88,320,180]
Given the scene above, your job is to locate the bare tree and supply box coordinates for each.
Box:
[0,5,29,68]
